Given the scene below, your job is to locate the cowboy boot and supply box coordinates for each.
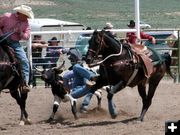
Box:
[22,82,31,93]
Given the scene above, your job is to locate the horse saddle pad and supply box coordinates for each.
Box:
[133,44,162,78]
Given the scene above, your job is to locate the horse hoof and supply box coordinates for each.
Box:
[19,120,25,126]
[137,117,144,122]
[74,115,78,120]
[107,93,113,100]
[25,118,32,125]
[46,117,53,123]
[111,114,117,119]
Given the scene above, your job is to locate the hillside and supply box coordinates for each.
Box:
[0,0,180,29]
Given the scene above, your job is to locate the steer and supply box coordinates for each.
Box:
[35,61,78,121]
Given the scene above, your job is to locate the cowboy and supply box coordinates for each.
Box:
[0,5,34,92]
[63,48,101,113]
[126,20,156,45]
[46,36,68,68]
[104,22,113,29]
[32,35,48,59]
[103,22,117,38]
[75,27,92,56]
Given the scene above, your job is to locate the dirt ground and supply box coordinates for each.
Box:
[0,80,179,135]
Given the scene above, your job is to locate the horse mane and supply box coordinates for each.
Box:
[101,30,122,53]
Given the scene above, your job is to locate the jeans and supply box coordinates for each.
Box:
[63,64,96,107]
[8,40,30,83]
[63,70,74,90]
[80,92,94,110]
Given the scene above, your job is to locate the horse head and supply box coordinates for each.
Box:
[86,30,101,64]
[86,30,122,65]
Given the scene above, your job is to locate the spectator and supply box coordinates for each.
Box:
[104,22,114,30]
[0,5,34,92]
[126,20,156,45]
[31,35,48,87]
[103,22,117,37]
[46,37,66,68]
[75,27,92,56]
[32,35,48,63]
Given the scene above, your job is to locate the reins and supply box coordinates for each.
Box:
[89,33,123,67]
[0,31,15,43]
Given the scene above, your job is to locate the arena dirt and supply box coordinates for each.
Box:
[0,80,179,135]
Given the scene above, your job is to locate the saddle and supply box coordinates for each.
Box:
[132,44,154,78]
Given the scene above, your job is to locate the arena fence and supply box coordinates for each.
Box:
[24,29,180,87]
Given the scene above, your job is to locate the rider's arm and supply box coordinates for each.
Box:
[20,23,31,40]
[140,32,156,44]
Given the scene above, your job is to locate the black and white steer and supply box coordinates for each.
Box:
[36,62,78,121]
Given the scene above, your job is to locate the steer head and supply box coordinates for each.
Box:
[35,61,65,84]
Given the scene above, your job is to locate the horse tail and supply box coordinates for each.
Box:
[161,52,174,79]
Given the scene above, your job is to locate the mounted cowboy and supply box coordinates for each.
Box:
[0,5,34,92]
[126,20,158,79]
[126,20,156,45]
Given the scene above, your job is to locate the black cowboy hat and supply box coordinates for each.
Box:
[48,37,60,43]
[127,20,135,28]
[33,35,42,38]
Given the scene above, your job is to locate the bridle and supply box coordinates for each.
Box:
[88,32,123,67]
[88,32,108,59]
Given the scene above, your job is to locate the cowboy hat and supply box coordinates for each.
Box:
[13,5,34,19]
[48,37,60,43]
[105,22,113,29]
[127,20,135,28]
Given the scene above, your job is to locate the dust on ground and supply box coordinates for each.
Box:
[0,80,179,135]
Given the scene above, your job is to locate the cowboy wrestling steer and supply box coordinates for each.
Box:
[36,62,78,121]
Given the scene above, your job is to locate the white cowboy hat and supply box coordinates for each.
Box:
[105,22,113,29]
[13,5,34,19]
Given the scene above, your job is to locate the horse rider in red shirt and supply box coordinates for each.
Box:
[126,20,156,45]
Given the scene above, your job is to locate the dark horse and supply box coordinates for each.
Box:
[86,30,174,121]
[0,37,30,125]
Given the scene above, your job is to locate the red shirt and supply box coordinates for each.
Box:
[126,31,154,45]
[0,12,30,41]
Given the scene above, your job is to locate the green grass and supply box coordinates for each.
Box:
[1,0,180,29]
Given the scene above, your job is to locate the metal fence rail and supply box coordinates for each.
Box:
[24,29,180,86]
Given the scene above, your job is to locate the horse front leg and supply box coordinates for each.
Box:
[10,89,30,125]
[107,81,126,119]
[107,87,117,119]
[19,92,31,125]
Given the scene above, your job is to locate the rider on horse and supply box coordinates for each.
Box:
[0,5,34,92]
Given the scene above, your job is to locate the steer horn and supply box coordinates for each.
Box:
[34,66,44,73]
[53,60,65,71]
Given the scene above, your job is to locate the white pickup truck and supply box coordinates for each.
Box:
[29,18,85,45]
